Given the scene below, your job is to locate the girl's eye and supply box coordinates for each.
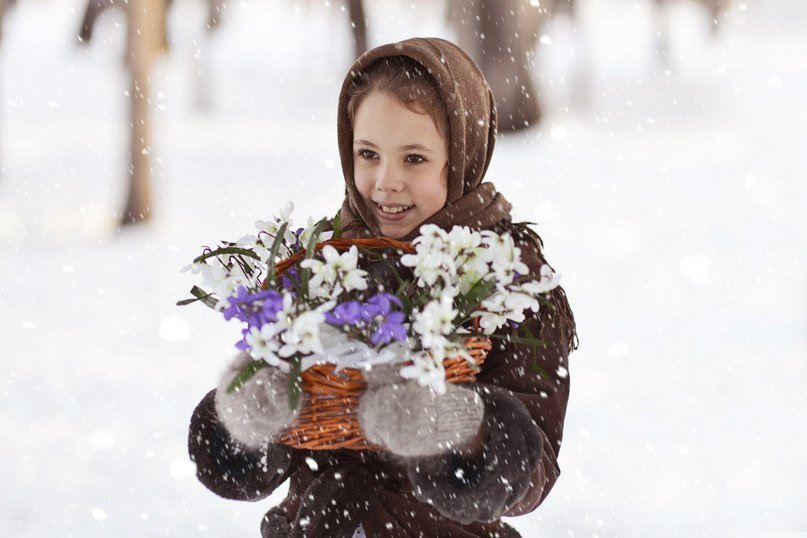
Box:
[405,154,426,164]
[357,149,377,160]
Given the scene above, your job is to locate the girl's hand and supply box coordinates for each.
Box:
[358,366,485,459]
[214,352,301,449]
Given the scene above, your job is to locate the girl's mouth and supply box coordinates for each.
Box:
[373,202,414,221]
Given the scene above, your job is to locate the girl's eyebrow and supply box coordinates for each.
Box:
[354,139,434,153]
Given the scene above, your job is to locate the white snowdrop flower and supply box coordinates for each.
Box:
[195,263,244,309]
[255,219,297,246]
[338,250,368,293]
[413,296,456,340]
[254,242,274,264]
[300,246,338,296]
[446,226,482,256]
[300,245,368,299]
[180,262,206,274]
[473,290,519,334]
[399,352,447,395]
[481,231,529,286]
[402,247,457,293]
[473,308,509,334]
[298,216,334,248]
[278,201,294,220]
[446,226,490,294]
[474,284,542,334]
[503,289,541,319]
[297,216,317,247]
[456,257,490,295]
[245,324,283,366]
[271,291,296,327]
[402,225,464,295]
[412,296,457,352]
[444,340,473,365]
[256,201,297,245]
[279,309,326,358]
[518,264,562,294]
[236,234,257,247]
[413,224,449,249]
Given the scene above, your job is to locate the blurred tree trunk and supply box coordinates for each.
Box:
[0,0,14,42]
[0,0,15,181]
[121,0,165,226]
[348,0,367,58]
[448,0,547,131]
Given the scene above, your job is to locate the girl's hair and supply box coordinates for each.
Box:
[345,56,449,139]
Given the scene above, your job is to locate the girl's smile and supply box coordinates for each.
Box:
[352,91,449,239]
[372,201,415,221]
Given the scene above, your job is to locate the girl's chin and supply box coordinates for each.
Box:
[368,203,419,238]
[376,222,414,239]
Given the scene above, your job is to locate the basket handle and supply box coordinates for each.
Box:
[270,237,416,281]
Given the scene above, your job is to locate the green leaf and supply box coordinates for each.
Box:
[453,278,497,325]
[520,325,548,379]
[193,246,260,265]
[395,278,415,315]
[227,359,267,393]
[176,286,218,309]
[332,212,342,239]
[487,331,547,378]
[288,356,302,409]
[264,221,289,289]
[488,333,546,347]
[518,324,548,348]
[531,363,549,379]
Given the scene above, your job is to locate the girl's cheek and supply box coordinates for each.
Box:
[354,174,372,196]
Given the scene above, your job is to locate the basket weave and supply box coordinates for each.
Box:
[270,236,491,451]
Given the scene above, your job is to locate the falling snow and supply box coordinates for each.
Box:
[1,0,805,536]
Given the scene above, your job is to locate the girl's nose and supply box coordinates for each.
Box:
[375,165,404,193]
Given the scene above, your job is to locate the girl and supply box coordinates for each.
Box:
[189,37,578,537]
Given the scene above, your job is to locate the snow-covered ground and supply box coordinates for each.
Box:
[1,0,805,536]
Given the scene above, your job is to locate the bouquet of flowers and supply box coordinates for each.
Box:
[179,203,561,448]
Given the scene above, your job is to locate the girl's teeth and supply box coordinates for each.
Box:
[379,204,411,214]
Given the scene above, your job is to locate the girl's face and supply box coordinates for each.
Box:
[352,91,449,239]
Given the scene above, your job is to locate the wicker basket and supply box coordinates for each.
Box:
[276,336,491,451]
[270,236,492,451]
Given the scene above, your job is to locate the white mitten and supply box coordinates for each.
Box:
[214,352,301,449]
[358,364,485,458]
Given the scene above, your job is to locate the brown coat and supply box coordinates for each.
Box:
[188,37,578,537]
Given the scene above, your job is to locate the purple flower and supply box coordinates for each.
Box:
[223,285,283,327]
[325,293,407,346]
[288,227,305,253]
[236,328,251,351]
[361,293,403,323]
[370,310,407,346]
[281,266,300,291]
[325,301,363,326]
[363,293,407,346]
[259,292,284,324]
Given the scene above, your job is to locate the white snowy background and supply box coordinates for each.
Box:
[1,0,805,536]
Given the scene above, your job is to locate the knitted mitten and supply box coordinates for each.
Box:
[358,364,484,458]
[405,383,545,524]
[214,352,301,449]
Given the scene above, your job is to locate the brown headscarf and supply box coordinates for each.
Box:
[337,36,513,241]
